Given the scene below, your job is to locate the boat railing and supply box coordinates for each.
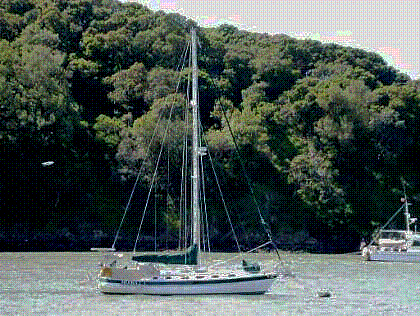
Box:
[379,229,406,233]
[377,230,406,240]
[207,241,273,269]
[378,229,407,236]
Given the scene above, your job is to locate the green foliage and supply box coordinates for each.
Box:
[1,0,420,251]
[103,62,147,110]
[144,67,178,104]
[93,114,126,147]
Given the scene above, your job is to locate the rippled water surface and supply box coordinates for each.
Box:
[1,251,420,315]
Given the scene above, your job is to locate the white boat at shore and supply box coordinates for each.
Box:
[97,263,278,295]
[362,195,420,262]
[93,28,282,295]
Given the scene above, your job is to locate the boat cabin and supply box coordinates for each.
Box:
[377,230,407,251]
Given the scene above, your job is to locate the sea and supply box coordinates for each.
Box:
[1,251,419,315]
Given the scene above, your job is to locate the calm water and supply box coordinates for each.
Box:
[1,251,420,315]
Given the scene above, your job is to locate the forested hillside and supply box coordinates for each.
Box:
[1,0,419,252]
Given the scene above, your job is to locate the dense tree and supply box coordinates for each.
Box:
[1,0,419,252]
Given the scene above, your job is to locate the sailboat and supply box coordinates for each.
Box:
[362,194,420,262]
[93,29,281,295]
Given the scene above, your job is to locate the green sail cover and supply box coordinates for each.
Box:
[132,244,198,265]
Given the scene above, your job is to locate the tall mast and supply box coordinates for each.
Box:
[191,28,201,257]
[402,180,410,234]
[403,189,411,234]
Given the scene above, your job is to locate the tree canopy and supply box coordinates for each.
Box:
[1,0,419,252]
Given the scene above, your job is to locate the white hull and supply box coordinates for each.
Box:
[366,249,420,262]
[98,267,278,295]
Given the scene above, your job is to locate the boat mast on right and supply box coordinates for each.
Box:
[363,195,420,262]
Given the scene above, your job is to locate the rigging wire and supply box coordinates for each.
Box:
[179,119,189,250]
[111,110,162,250]
[209,77,281,260]
[178,38,193,250]
[117,41,190,253]
[201,134,242,254]
[154,183,157,251]
[200,153,211,253]
[133,122,170,253]
[166,145,170,250]
[113,30,280,262]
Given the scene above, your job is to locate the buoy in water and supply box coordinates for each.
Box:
[317,290,332,298]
